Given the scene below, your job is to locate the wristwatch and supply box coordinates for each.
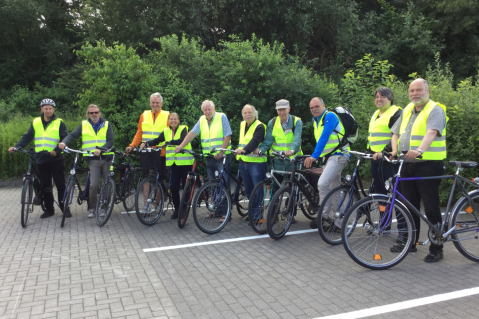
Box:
[291,150,296,155]
[416,149,423,155]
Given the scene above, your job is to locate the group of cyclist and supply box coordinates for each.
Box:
[9,77,448,263]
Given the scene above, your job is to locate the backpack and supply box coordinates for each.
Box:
[321,106,358,152]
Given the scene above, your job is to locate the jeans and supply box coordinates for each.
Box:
[317,155,349,217]
[37,160,66,212]
[87,158,112,210]
[399,161,445,253]
[206,154,231,216]
[170,164,192,212]
[239,161,267,220]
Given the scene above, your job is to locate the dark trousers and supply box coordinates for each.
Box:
[170,164,192,212]
[400,161,445,253]
[37,160,66,212]
[370,162,400,195]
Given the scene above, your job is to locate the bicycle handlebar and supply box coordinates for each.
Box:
[13,147,49,155]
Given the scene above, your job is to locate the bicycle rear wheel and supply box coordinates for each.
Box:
[341,195,414,270]
[267,185,294,240]
[193,181,231,234]
[122,169,139,212]
[299,180,319,220]
[248,179,273,234]
[135,176,164,226]
[318,185,358,245]
[236,182,248,217]
[61,178,75,228]
[96,178,116,227]
[450,190,479,262]
[178,177,194,229]
[21,179,34,228]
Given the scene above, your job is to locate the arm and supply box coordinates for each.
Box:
[14,124,35,149]
[103,123,114,149]
[175,131,197,153]
[169,128,187,146]
[257,120,274,154]
[59,124,82,149]
[311,113,339,159]
[128,113,144,149]
[405,129,438,159]
[290,119,303,153]
[145,132,165,147]
[242,124,265,154]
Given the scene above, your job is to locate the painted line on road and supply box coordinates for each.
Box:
[314,286,479,319]
[143,229,317,252]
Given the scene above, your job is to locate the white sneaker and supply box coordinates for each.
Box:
[88,210,95,218]
[140,206,150,214]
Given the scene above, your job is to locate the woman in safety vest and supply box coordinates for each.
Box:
[142,113,194,219]
[368,87,402,195]
[59,104,114,218]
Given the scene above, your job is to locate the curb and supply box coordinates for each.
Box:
[0,179,23,187]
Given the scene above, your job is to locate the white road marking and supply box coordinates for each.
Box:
[314,286,479,319]
[10,271,28,319]
[143,229,317,252]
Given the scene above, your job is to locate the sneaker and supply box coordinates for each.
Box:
[141,205,150,214]
[40,211,54,219]
[390,243,417,253]
[99,209,106,218]
[424,250,443,263]
[87,210,95,218]
[171,211,178,219]
[309,219,318,229]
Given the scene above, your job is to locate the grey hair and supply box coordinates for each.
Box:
[150,92,163,102]
[374,87,394,105]
[85,104,100,119]
[311,97,324,105]
[201,100,215,111]
[242,104,258,119]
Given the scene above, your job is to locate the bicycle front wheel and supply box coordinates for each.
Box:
[299,181,319,220]
[450,190,479,262]
[193,181,232,234]
[61,178,75,228]
[318,185,358,245]
[96,178,116,227]
[178,177,194,229]
[267,185,294,240]
[135,176,164,226]
[235,182,248,217]
[248,179,274,234]
[341,195,414,270]
[21,179,34,228]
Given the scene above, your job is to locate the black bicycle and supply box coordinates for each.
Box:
[318,150,374,245]
[13,147,48,227]
[61,147,92,228]
[266,152,321,239]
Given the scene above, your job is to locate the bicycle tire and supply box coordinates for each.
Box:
[122,170,138,212]
[192,181,232,234]
[247,179,273,234]
[299,180,319,220]
[236,182,248,217]
[95,178,116,227]
[61,178,75,228]
[135,176,164,226]
[33,178,47,213]
[449,190,479,262]
[267,185,294,240]
[178,177,194,229]
[21,179,33,228]
[341,195,414,270]
[318,185,359,245]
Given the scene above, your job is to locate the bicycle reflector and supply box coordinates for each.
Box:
[374,254,382,260]
[466,206,474,214]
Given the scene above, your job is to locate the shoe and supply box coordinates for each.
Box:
[171,212,178,219]
[390,243,417,253]
[219,215,231,223]
[424,251,443,263]
[245,216,250,222]
[291,217,296,224]
[310,219,318,229]
[63,208,72,218]
[99,209,106,217]
[140,206,150,214]
[88,210,95,218]
[40,211,54,219]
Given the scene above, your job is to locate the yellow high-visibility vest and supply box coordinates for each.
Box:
[164,126,194,166]
[237,120,267,163]
[33,117,62,152]
[367,105,402,152]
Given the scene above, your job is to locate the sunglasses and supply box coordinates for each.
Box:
[88,111,100,115]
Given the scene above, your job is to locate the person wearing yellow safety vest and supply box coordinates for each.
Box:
[9,98,68,219]
[304,97,350,229]
[141,113,194,219]
[368,87,402,196]
[234,104,267,224]
[390,78,448,263]
[126,92,170,180]
[175,100,233,223]
[59,104,114,218]
[254,99,303,223]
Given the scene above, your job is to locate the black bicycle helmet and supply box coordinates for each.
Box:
[40,98,56,107]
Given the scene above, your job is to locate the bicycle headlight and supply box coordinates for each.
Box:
[385,180,391,191]
[266,172,271,179]
[215,170,219,178]
[345,174,351,182]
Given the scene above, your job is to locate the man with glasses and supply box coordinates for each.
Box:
[304,97,350,229]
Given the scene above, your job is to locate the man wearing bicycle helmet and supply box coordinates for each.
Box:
[8,98,68,218]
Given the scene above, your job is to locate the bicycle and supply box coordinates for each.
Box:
[114,151,141,213]
[318,150,374,245]
[341,153,479,270]
[134,146,175,226]
[177,149,206,229]
[191,148,247,234]
[61,147,92,228]
[266,153,322,240]
[13,147,48,227]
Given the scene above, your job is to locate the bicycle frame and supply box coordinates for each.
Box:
[63,149,91,207]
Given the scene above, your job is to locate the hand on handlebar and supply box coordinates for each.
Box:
[214,151,224,160]
[304,156,317,168]
[8,146,15,153]
[405,150,422,159]
[284,150,294,157]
